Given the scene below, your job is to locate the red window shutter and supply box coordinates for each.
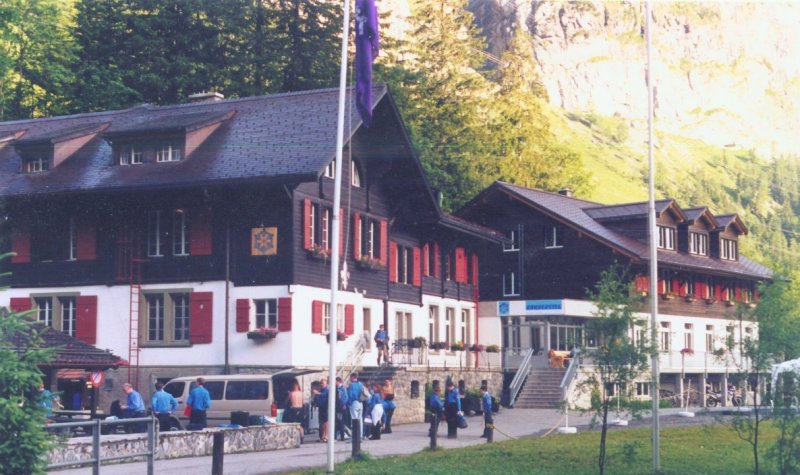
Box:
[278,298,292,332]
[190,292,213,344]
[9,297,32,313]
[412,246,421,286]
[714,284,722,301]
[471,254,479,287]
[344,304,355,335]
[657,278,664,295]
[190,208,213,256]
[735,287,742,301]
[311,300,323,334]
[695,281,705,298]
[75,296,98,345]
[422,244,430,276]
[76,221,97,260]
[433,242,441,279]
[303,198,313,250]
[672,278,681,296]
[379,220,388,265]
[339,208,344,256]
[634,275,649,293]
[235,299,250,332]
[389,241,398,282]
[353,213,361,260]
[454,247,467,283]
[11,230,31,263]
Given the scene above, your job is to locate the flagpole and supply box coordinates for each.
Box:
[646,0,661,471]
[328,0,352,472]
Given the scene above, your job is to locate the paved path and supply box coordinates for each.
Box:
[51,406,732,475]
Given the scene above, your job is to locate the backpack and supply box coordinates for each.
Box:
[359,383,370,402]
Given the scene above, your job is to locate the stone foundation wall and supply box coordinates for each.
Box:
[47,423,301,467]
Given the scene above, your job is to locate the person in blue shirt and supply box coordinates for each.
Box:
[346,373,365,441]
[367,384,384,439]
[121,383,147,432]
[444,380,462,439]
[36,384,62,419]
[151,381,178,431]
[428,385,444,437]
[186,377,212,429]
[335,377,349,441]
[480,384,494,439]
[374,325,390,365]
[313,378,330,442]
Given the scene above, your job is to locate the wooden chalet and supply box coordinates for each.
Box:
[457,182,773,408]
[0,85,502,409]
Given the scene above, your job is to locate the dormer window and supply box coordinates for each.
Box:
[657,226,675,250]
[351,160,362,187]
[119,145,143,165]
[156,144,182,162]
[689,232,708,255]
[720,238,738,260]
[24,156,49,173]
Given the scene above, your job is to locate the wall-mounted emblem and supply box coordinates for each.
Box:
[251,227,277,256]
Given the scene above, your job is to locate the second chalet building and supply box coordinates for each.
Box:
[457,182,772,408]
[0,85,503,413]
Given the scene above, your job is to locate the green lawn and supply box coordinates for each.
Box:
[300,424,777,474]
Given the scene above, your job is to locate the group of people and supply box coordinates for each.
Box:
[311,372,396,443]
[120,378,210,432]
[428,381,494,439]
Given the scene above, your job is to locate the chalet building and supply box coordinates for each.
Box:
[0,85,503,413]
[456,182,773,408]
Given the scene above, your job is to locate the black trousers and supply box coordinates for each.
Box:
[384,407,395,432]
[483,411,494,437]
[445,402,458,438]
[190,409,207,428]
[155,412,172,431]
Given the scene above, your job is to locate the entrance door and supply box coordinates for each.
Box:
[530,325,541,353]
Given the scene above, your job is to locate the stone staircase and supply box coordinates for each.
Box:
[355,364,398,387]
[513,367,567,409]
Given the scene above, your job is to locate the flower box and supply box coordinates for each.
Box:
[485,344,500,353]
[705,298,717,305]
[725,300,736,307]
[306,244,330,261]
[685,295,697,303]
[409,336,427,349]
[661,292,675,301]
[430,341,448,351]
[247,327,279,341]
[450,342,465,351]
[680,347,694,356]
[327,331,347,342]
[356,256,384,271]
[468,344,485,352]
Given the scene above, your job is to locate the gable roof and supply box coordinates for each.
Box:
[460,181,772,280]
[716,214,748,235]
[0,85,389,198]
[7,323,124,369]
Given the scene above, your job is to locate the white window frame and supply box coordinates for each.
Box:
[363,307,372,349]
[720,238,738,261]
[254,299,278,329]
[395,310,412,341]
[689,232,708,255]
[68,216,77,261]
[503,229,519,252]
[119,146,143,165]
[658,226,675,250]
[428,306,440,346]
[636,382,650,396]
[25,156,49,173]
[460,308,470,344]
[156,144,182,162]
[60,297,76,337]
[683,323,693,351]
[35,297,53,327]
[147,210,163,257]
[351,160,362,187]
[503,271,519,296]
[324,161,334,178]
[172,209,189,256]
[147,294,165,342]
[659,322,671,352]
[172,293,191,342]
[544,226,563,249]
[445,307,455,345]
[322,303,344,334]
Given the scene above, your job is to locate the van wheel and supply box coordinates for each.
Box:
[170,417,183,430]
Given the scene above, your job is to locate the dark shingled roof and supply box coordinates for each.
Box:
[6,323,124,369]
[469,182,772,280]
[0,85,388,198]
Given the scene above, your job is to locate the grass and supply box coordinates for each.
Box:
[297,424,778,474]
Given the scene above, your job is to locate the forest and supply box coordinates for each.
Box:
[2,0,800,280]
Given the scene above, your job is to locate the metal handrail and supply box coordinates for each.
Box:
[560,348,581,400]
[337,332,367,380]
[509,347,536,406]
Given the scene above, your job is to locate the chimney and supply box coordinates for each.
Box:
[188,91,225,103]
[558,187,573,197]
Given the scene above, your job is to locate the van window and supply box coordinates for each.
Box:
[191,381,225,400]
[164,382,185,399]
[226,381,269,400]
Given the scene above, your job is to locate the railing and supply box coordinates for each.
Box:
[337,332,367,381]
[508,347,535,407]
[44,416,156,475]
[560,348,581,401]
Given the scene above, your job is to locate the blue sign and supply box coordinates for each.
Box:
[498,301,510,316]
[525,300,562,311]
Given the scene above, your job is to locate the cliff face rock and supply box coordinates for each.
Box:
[520,1,800,155]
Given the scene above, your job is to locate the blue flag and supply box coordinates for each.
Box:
[355,0,379,127]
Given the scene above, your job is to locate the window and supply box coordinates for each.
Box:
[322,303,344,334]
[445,307,455,345]
[225,381,269,400]
[119,145,143,165]
[659,322,671,352]
[172,209,190,256]
[148,210,164,257]
[156,144,182,162]
[363,308,372,349]
[460,309,470,344]
[428,306,440,346]
[254,299,277,328]
[360,216,381,259]
[544,226,563,248]
[351,160,362,187]
[311,203,333,250]
[24,156,49,173]
[321,208,330,249]
[503,229,519,252]
[685,276,695,297]
[324,161,334,178]
[60,297,76,337]
[706,325,715,352]
[720,238,738,260]
[683,323,693,351]
[190,380,224,400]
[68,217,77,261]
[636,382,650,396]
[658,226,675,250]
[35,297,53,327]
[426,243,437,277]
[144,292,191,345]
[742,286,754,303]
[396,245,411,284]
[660,270,673,294]
[395,311,412,340]
[503,271,519,296]
[689,232,708,255]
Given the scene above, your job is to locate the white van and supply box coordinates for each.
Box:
[162,371,314,429]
